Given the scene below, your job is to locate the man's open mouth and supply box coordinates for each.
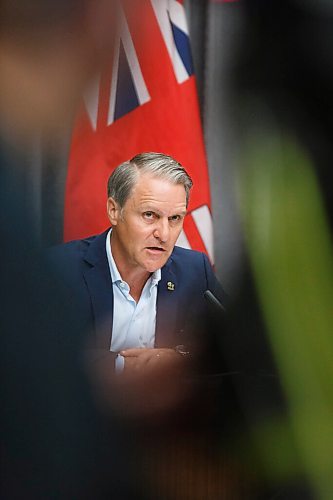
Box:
[146,247,166,252]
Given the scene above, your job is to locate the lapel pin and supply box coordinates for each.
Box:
[167,281,175,291]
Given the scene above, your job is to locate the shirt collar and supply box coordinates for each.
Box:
[106,229,161,286]
[151,267,161,286]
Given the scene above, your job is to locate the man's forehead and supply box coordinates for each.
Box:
[131,173,187,201]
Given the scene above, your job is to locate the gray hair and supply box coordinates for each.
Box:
[107,152,193,208]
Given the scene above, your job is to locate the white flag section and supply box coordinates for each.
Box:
[176,230,191,250]
[151,0,191,84]
[84,75,101,131]
[108,11,151,126]
[176,205,214,264]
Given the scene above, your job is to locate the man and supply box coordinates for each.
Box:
[51,152,226,375]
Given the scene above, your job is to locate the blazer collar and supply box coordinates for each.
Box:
[83,229,110,266]
[82,229,113,350]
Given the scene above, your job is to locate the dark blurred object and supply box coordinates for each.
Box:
[224,0,333,498]
[235,0,333,227]
[0,141,138,499]
[0,1,140,498]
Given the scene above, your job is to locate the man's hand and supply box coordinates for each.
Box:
[88,347,191,418]
[121,348,182,374]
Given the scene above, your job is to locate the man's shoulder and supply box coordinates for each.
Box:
[48,231,108,265]
[172,246,205,259]
[50,234,96,257]
[170,245,210,270]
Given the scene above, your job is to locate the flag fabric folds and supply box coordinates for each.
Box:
[64,0,214,262]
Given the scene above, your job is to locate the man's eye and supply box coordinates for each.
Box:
[143,211,154,219]
[169,215,181,222]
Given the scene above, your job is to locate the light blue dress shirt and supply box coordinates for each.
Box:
[105,229,161,371]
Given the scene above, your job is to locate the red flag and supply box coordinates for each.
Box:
[64,0,213,262]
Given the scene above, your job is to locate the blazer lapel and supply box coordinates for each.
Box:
[155,257,181,348]
[82,230,113,350]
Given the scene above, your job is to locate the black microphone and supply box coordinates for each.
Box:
[204,289,226,314]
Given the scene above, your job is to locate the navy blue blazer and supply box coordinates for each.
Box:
[49,229,227,352]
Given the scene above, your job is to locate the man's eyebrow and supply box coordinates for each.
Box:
[139,206,187,216]
[140,206,162,214]
[168,210,187,219]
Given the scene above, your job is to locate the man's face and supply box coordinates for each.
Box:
[108,173,187,273]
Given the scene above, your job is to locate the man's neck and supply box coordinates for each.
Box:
[110,232,151,301]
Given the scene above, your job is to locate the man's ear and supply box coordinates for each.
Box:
[107,197,120,226]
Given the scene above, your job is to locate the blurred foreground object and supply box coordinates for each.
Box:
[242,131,333,499]
[232,0,333,497]
[0,0,117,142]
[0,1,139,498]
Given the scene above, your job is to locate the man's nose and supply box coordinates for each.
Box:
[153,218,170,243]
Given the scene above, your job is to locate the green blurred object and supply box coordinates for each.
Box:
[241,130,333,499]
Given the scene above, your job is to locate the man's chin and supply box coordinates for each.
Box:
[143,255,170,273]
